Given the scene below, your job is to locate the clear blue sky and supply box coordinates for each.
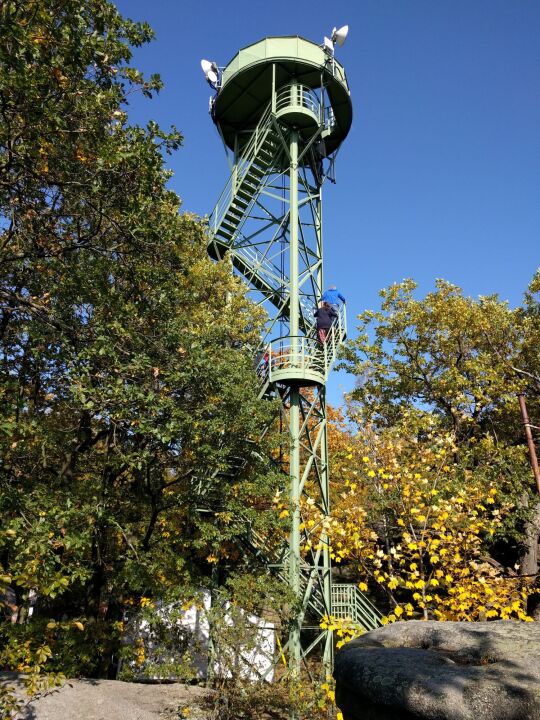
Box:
[115,0,540,406]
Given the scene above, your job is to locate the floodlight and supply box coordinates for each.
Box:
[322,36,334,55]
[331,25,349,47]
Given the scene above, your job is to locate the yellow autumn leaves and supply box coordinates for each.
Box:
[326,412,535,623]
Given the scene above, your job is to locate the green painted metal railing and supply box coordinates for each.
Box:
[274,84,336,132]
[331,583,383,632]
[209,102,277,237]
[257,305,347,389]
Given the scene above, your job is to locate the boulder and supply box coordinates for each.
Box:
[334,620,540,720]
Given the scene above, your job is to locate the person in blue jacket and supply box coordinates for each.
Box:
[321,285,346,311]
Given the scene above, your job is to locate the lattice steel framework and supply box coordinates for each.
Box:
[205,36,358,679]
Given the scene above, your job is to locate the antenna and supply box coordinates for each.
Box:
[200,59,219,89]
[323,36,334,55]
[331,24,349,47]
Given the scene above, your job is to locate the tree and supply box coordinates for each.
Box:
[327,409,532,622]
[0,0,281,685]
[333,279,540,619]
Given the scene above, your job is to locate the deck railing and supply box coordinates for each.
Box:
[256,304,347,387]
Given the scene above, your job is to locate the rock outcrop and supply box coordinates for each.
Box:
[334,620,540,720]
[0,675,213,720]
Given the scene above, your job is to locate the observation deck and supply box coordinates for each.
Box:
[213,36,353,158]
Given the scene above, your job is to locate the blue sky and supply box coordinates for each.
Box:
[115,0,540,405]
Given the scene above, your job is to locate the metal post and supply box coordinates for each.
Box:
[315,189,323,299]
[289,388,302,676]
[289,128,299,339]
[319,395,333,674]
[288,123,302,679]
[518,393,540,497]
[272,64,276,114]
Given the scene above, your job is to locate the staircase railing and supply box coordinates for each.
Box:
[256,304,347,387]
[331,583,382,632]
[275,84,319,117]
[209,101,276,236]
[231,243,316,327]
[237,516,382,630]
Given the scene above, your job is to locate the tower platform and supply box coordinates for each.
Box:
[213,36,352,158]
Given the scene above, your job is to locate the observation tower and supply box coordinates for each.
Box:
[203,31,381,680]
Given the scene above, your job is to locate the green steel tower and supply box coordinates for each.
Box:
[204,34,380,678]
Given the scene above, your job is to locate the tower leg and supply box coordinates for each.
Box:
[319,388,333,674]
[288,122,301,680]
[289,386,302,677]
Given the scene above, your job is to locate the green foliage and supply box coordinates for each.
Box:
[341,279,527,432]
[339,278,540,615]
[0,0,282,684]
[0,685,23,720]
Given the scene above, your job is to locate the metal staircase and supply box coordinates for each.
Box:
[332,584,382,631]
[208,107,288,314]
[208,94,320,335]
[234,511,381,633]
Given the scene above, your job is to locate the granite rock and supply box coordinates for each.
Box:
[334,620,540,720]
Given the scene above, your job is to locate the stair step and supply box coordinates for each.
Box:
[237,187,256,201]
[220,219,237,233]
[224,208,242,222]
[258,150,274,163]
[224,215,241,228]
[232,198,248,210]
[246,174,263,185]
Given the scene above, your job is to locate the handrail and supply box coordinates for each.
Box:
[256,304,347,387]
[324,105,336,131]
[209,100,276,234]
[275,84,320,117]
[331,583,383,631]
[230,243,316,323]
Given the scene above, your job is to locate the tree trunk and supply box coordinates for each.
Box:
[520,498,540,619]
